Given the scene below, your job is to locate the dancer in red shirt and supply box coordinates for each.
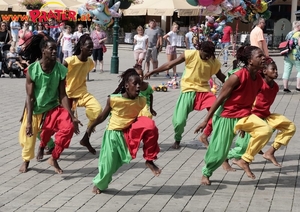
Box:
[225,58,296,168]
[195,46,273,185]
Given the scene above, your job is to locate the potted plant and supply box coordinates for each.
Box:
[19,0,45,10]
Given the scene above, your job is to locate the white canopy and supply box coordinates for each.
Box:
[123,0,201,16]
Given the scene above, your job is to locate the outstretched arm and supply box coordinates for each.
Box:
[194,74,240,133]
[145,53,185,78]
[87,98,112,136]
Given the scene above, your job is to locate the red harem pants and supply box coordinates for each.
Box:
[123,116,160,161]
[93,116,160,191]
[39,106,74,160]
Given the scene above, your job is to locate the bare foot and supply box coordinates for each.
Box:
[258,150,264,155]
[92,186,101,194]
[263,153,281,167]
[201,175,211,185]
[80,132,96,155]
[36,147,44,161]
[19,161,30,173]
[172,141,180,149]
[222,159,236,172]
[199,134,209,148]
[48,157,63,174]
[45,147,54,155]
[145,160,161,176]
[232,159,255,179]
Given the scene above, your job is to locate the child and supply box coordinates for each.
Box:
[195,46,273,185]
[133,26,148,66]
[145,41,226,149]
[37,34,103,157]
[87,68,161,194]
[225,58,296,168]
[61,25,74,60]
[163,22,179,78]
[134,64,157,118]
[7,46,24,70]
[19,33,80,174]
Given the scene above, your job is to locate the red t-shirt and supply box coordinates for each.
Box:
[251,80,279,118]
[221,26,232,43]
[221,68,263,118]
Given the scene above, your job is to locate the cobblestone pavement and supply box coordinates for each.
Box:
[0,46,299,212]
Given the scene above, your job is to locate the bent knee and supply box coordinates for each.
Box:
[262,125,273,136]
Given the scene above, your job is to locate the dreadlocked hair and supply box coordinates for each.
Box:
[236,45,260,66]
[73,34,92,55]
[112,68,139,94]
[133,63,142,70]
[20,33,55,64]
[200,41,216,59]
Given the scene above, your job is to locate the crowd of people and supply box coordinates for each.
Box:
[0,19,107,77]
[0,16,294,195]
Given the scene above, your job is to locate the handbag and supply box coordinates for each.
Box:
[102,44,107,53]
[279,32,294,56]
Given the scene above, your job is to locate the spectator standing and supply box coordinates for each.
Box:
[61,25,74,60]
[49,19,62,61]
[221,22,233,67]
[0,22,12,77]
[282,21,300,93]
[250,18,269,57]
[44,23,50,35]
[144,19,162,73]
[73,24,84,44]
[133,26,148,66]
[90,24,107,73]
[185,25,196,50]
[163,22,179,78]
[18,22,33,50]
[10,19,20,48]
[34,23,45,34]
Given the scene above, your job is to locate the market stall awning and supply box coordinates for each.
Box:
[123,0,201,16]
[0,0,8,11]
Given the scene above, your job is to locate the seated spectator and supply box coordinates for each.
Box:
[7,46,24,70]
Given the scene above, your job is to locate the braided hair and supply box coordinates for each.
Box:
[260,57,276,78]
[112,68,139,94]
[200,41,216,60]
[20,33,55,64]
[73,34,92,55]
[236,45,260,66]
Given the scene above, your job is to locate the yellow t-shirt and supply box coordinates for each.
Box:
[107,94,146,130]
[65,56,94,98]
[181,50,221,93]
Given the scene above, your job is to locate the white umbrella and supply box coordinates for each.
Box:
[123,0,201,16]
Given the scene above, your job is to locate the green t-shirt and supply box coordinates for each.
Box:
[139,83,153,106]
[29,61,67,114]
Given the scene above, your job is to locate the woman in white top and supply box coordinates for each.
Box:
[163,22,179,78]
[133,26,148,66]
[73,24,84,44]
[61,25,74,60]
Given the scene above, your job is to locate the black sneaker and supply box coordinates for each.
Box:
[223,62,228,67]
[296,88,300,92]
[283,88,291,93]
